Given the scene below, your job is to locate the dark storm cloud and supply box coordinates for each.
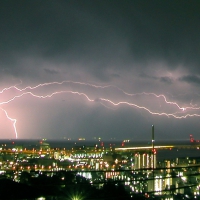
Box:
[139,72,162,82]
[44,68,59,75]
[160,77,173,84]
[1,0,200,77]
[179,75,200,85]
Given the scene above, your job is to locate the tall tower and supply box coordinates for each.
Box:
[152,125,154,153]
[152,125,155,193]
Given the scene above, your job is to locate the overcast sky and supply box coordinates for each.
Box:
[0,0,200,141]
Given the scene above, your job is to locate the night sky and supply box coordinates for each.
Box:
[0,0,200,141]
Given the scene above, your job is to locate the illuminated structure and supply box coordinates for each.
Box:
[134,152,156,169]
[1,139,200,198]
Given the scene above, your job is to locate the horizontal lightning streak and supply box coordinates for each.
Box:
[3,80,198,111]
[0,80,22,94]
[1,89,200,119]
[1,81,200,115]
[1,80,200,139]
[98,98,200,119]
[0,91,94,105]
[121,92,200,111]
[0,80,113,93]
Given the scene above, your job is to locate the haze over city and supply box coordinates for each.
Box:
[0,0,200,140]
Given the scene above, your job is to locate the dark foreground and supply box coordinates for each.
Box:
[0,171,133,200]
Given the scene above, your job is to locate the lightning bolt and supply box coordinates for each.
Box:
[1,80,200,139]
[0,108,18,139]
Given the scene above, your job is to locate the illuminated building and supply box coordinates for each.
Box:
[134,152,156,169]
[54,152,60,160]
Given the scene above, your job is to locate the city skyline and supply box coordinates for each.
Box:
[0,1,200,140]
